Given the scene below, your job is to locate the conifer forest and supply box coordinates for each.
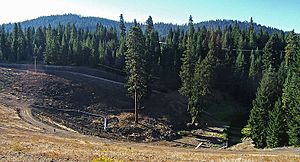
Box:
[0,14,299,149]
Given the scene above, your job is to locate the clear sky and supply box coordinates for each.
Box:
[0,0,299,32]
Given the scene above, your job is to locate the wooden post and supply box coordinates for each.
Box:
[134,88,138,124]
[104,117,107,131]
[33,56,37,73]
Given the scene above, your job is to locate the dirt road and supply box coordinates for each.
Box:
[1,99,300,161]
[0,67,300,161]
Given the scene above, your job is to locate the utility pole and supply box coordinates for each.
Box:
[33,56,37,73]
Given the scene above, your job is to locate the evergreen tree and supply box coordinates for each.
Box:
[235,35,246,79]
[25,27,34,61]
[60,34,69,65]
[125,21,147,123]
[179,16,196,112]
[190,33,218,124]
[262,33,281,71]
[248,17,257,50]
[88,36,99,67]
[10,23,19,62]
[116,14,127,69]
[248,50,256,79]
[281,31,300,146]
[44,26,59,64]
[98,41,106,64]
[33,27,46,61]
[283,73,300,146]
[16,23,26,61]
[144,16,159,96]
[266,98,286,148]
[257,27,269,50]
[248,67,278,148]
[0,26,10,61]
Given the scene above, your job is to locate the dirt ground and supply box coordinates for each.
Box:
[1,103,300,162]
[0,67,185,142]
[0,67,299,161]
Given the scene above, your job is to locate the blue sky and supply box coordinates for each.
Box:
[0,0,299,32]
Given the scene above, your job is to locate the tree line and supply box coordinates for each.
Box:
[0,14,299,148]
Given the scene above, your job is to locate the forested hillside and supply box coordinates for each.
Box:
[0,14,299,149]
[2,14,284,37]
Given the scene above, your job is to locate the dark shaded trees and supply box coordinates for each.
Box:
[281,31,300,146]
[248,67,279,148]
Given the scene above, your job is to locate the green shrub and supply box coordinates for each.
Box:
[241,124,251,138]
[177,130,191,136]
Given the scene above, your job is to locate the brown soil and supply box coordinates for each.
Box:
[0,67,300,161]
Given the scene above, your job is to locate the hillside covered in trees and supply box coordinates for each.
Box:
[0,14,299,149]
[2,14,285,37]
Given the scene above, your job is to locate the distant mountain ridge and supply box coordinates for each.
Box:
[2,14,284,36]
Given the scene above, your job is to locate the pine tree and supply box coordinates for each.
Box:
[24,27,34,61]
[248,17,257,50]
[116,14,127,69]
[179,16,196,106]
[10,23,19,62]
[222,28,234,66]
[281,31,300,146]
[248,67,278,148]
[190,33,218,124]
[73,33,83,65]
[248,50,256,79]
[266,98,286,148]
[44,26,59,64]
[262,33,281,71]
[0,26,10,61]
[283,73,300,146]
[144,16,159,96]
[235,35,246,78]
[60,34,69,65]
[33,27,46,61]
[125,21,147,123]
[257,27,269,50]
[44,25,52,64]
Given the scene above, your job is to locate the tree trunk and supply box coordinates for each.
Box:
[134,88,138,124]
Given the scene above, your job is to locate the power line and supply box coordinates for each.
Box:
[222,48,285,53]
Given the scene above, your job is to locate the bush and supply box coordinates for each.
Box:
[241,124,251,138]
[177,130,191,136]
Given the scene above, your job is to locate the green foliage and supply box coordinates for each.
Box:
[190,36,217,123]
[177,130,191,136]
[125,22,148,103]
[262,33,281,71]
[248,67,279,148]
[0,15,298,149]
[282,73,300,146]
[281,31,300,146]
[266,98,286,148]
[241,124,251,138]
[235,35,246,78]
[179,17,196,99]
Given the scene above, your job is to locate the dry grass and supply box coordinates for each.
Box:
[0,104,300,162]
[10,142,27,152]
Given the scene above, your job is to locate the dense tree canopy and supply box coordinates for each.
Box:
[0,16,298,148]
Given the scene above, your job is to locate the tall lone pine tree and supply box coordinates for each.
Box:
[125,21,148,123]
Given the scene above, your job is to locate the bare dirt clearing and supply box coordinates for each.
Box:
[1,103,300,162]
[0,67,299,161]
